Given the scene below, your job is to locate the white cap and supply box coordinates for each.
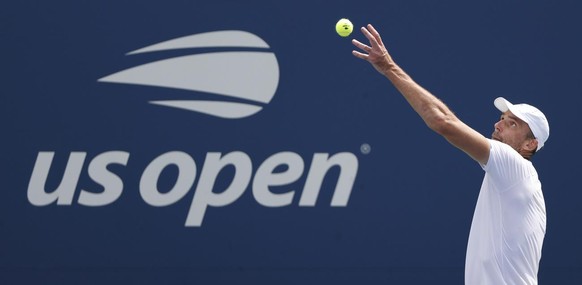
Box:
[494,97,549,151]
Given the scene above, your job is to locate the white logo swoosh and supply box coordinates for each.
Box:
[98,30,279,119]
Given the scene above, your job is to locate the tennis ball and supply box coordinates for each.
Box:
[335,18,353,37]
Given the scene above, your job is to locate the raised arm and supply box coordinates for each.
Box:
[352,24,490,164]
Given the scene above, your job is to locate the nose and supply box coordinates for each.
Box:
[494,120,502,132]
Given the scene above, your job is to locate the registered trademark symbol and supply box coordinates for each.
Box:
[360,143,371,155]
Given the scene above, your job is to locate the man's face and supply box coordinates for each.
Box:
[492,111,535,152]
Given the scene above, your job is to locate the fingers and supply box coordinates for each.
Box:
[352,39,371,52]
[351,23,387,62]
[367,24,382,42]
[359,25,381,50]
[360,26,376,44]
[367,24,387,52]
[351,39,372,60]
[352,50,367,60]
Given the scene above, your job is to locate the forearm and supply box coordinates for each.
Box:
[381,61,457,133]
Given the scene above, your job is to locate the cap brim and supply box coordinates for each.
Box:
[494,97,511,113]
[494,97,527,122]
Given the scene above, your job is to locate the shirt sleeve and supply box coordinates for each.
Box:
[481,139,533,192]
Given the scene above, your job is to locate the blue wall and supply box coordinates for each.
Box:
[2,1,581,284]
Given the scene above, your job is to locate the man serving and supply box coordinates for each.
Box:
[352,24,549,285]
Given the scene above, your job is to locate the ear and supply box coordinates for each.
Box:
[523,138,539,152]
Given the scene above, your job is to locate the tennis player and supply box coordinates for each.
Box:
[352,24,549,285]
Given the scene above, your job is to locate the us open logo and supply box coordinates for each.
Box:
[98,30,279,119]
[27,31,361,227]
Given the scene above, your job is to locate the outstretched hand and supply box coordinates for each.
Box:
[352,24,394,74]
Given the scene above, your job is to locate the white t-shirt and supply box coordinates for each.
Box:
[465,139,546,285]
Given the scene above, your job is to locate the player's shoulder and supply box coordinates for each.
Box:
[487,139,532,168]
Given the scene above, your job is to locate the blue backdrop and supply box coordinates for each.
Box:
[2,0,581,284]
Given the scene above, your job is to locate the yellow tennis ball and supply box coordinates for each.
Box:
[335,18,353,37]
